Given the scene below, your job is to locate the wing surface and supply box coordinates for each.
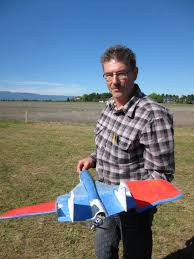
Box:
[95,181,136,214]
[126,179,183,212]
[0,201,56,220]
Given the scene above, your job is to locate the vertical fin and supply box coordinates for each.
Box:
[114,182,127,212]
[68,191,74,222]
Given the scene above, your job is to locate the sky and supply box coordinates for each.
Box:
[0,0,193,96]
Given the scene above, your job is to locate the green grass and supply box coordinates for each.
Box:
[0,121,194,258]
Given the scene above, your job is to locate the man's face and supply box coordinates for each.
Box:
[103,60,138,106]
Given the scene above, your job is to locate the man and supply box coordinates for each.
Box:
[77,45,174,259]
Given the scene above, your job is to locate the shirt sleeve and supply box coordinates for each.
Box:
[140,113,175,181]
[90,151,97,167]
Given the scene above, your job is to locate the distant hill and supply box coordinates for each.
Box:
[0,91,74,101]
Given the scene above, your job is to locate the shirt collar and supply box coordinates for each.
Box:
[107,84,145,118]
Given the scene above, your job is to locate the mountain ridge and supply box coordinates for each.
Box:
[0,91,74,101]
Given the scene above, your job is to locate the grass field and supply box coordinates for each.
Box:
[0,120,194,259]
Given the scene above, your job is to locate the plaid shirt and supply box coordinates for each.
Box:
[91,85,174,184]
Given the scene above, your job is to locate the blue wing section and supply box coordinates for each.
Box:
[79,171,100,201]
[95,181,136,215]
[57,182,92,222]
[57,171,135,222]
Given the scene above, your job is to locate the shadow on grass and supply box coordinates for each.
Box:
[163,236,194,259]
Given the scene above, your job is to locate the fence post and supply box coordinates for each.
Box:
[25,111,28,123]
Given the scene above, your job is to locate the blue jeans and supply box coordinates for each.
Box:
[95,208,156,259]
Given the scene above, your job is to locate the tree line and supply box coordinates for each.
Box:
[76,92,112,102]
[76,92,194,104]
[148,93,194,104]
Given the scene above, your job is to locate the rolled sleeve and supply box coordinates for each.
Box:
[90,151,97,167]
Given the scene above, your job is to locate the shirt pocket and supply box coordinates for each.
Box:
[112,134,141,164]
[117,135,133,151]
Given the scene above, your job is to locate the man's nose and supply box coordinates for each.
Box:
[112,74,119,84]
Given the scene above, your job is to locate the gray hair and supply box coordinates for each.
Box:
[101,44,137,70]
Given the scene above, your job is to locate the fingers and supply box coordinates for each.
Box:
[76,157,94,174]
[76,160,85,173]
[76,159,89,173]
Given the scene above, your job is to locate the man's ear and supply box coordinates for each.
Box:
[133,67,138,81]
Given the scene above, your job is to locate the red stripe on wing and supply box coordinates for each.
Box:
[126,180,182,209]
[0,201,56,219]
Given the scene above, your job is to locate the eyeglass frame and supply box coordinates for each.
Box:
[103,70,131,82]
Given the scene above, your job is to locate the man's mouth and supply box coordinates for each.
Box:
[111,88,120,91]
[111,85,121,90]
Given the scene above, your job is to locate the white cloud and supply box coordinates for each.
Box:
[0,79,87,96]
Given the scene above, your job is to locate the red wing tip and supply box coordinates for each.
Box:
[0,201,56,220]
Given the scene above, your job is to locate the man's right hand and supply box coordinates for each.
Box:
[76,157,95,174]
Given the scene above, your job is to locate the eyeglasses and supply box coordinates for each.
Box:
[103,70,130,82]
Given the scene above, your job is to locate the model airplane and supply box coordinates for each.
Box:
[0,170,183,229]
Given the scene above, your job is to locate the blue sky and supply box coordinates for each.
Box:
[0,0,193,96]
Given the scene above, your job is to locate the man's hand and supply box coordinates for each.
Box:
[76,157,95,173]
